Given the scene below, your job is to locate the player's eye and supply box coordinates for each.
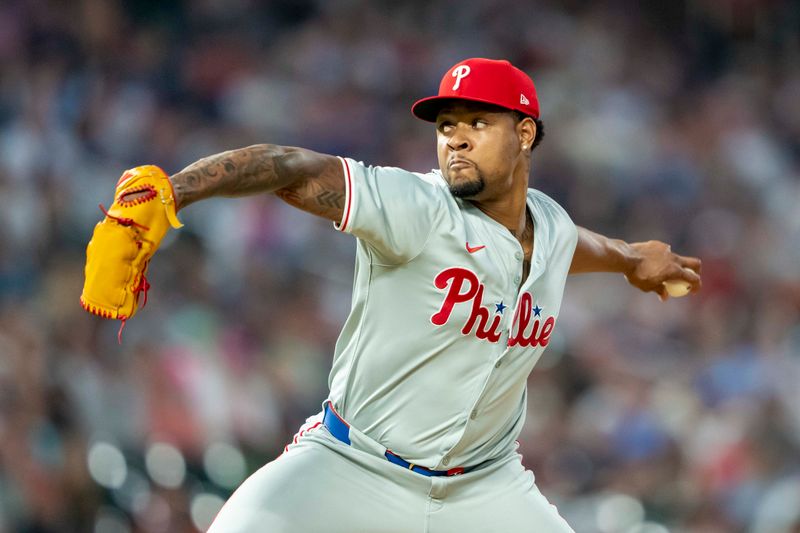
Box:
[472,119,488,129]
[438,122,454,133]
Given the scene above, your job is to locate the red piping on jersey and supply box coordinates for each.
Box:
[339,158,353,232]
[293,421,322,444]
[283,421,322,453]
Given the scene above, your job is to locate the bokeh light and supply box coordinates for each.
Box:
[87,441,127,489]
[627,523,670,533]
[190,492,226,531]
[203,442,248,489]
[596,493,645,532]
[145,442,187,489]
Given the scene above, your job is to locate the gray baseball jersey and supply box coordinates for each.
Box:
[209,157,579,533]
[329,157,578,470]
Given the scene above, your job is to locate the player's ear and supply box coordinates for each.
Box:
[516,116,536,151]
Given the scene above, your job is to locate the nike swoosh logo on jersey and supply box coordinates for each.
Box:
[465,242,486,253]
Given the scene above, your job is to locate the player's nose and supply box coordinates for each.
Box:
[447,124,471,151]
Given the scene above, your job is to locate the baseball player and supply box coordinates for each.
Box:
[81,58,701,532]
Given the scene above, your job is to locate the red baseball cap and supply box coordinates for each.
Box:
[411,58,540,122]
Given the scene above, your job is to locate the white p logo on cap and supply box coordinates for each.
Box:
[451,65,471,90]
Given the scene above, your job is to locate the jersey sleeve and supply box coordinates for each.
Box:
[557,208,579,263]
[530,189,579,267]
[335,157,442,264]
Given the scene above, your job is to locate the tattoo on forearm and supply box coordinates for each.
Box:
[172,145,288,208]
[170,144,345,222]
[315,190,345,209]
[274,187,303,208]
[277,170,345,221]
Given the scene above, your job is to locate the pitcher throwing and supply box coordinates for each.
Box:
[81,58,701,532]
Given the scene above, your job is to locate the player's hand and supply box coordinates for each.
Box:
[624,240,701,301]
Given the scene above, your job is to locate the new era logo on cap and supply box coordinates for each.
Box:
[411,58,540,122]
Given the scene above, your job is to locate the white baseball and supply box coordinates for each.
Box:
[663,279,692,298]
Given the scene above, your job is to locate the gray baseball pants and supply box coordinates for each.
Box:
[208,413,574,532]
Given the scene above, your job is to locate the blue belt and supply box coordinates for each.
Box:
[322,402,466,477]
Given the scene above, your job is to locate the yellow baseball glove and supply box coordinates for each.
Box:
[80,165,183,329]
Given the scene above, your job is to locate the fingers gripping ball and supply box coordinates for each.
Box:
[80,166,183,326]
[663,279,692,298]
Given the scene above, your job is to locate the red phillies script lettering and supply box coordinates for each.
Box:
[431,268,502,342]
[507,292,554,347]
[431,267,557,346]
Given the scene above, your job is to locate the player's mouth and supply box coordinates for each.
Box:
[448,158,474,171]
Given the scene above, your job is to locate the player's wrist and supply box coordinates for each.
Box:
[620,240,644,276]
[168,174,185,211]
[168,169,208,212]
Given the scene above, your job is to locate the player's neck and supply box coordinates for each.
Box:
[472,188,527,236]
[470,181,529,240]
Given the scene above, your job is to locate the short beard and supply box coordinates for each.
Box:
[448,176,485,199]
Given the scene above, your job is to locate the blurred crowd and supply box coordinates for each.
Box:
[1,0,799,531]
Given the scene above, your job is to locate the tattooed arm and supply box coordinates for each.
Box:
[169,144,345,222]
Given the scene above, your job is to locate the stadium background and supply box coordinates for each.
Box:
[1,0,799,531]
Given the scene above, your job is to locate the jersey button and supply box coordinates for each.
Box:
[470,409,478,420]
[495,360,501,368]
[514,276,521,284]
[442,456,450,466]
[515,251,522,260]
